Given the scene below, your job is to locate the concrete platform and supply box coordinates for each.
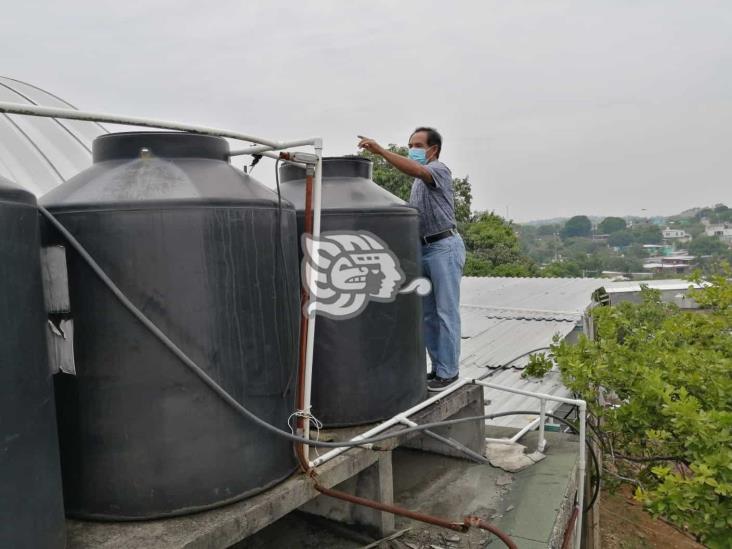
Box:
[237,430,580,549]
[66,384,485,549]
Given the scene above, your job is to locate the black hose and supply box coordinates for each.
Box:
[478,346,552,379]
[41,200,603,517]
[38,205,580,448]
[502,410,601,513]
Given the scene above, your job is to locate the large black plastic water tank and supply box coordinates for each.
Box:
[279,157,426,427]
[41,132,300,520]
[0,177,66,547]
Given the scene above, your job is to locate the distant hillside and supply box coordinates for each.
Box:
[670,206,704,219]
[523,203,727,226]
[522,215,604,226]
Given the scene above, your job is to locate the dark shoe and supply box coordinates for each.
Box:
[427,371,437,381]
[427,375,459,392]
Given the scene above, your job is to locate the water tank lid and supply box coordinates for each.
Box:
[0,175,36,206]
[279,156,372,182]
[93,132,229,163]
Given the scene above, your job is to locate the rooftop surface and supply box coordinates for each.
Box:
[238,431,579,549]
[458,276,605,429]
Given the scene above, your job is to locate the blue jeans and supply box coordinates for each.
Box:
[421,234,466,379]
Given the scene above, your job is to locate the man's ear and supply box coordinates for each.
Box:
[428,145,438,161]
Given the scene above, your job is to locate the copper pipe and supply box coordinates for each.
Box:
[561,505,579,549]
[315,484,517,549]
[293,163,516,549]
[294,170,316,471]
[303,171,314,235]
[471,519,519,549]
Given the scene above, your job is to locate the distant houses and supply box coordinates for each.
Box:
[704,223,732,243]
[643,253,697,274]
[661,227,692,243]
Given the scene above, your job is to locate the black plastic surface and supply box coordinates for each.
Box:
[0,177,66,548]
[279,157,427,427]
[42,132,300,519]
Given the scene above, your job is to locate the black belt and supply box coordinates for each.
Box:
[421,228,457,245]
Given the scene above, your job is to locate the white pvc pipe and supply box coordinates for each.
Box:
[0,102,308,151]
[576,401,586,549]
[473,379,586,548]
[229,139,319,156]
[538,399,547,453]
[301,144,323,459]
[309,378,471,468]
[472,380,585,407]
[259,150,307,168]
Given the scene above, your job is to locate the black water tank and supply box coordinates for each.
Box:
[0,177,66,547]
[41,132,300,520]
[279,157,426,427]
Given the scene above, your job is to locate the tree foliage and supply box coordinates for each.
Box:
[359,145,472,223]
[561,215,592,239]
[690,235,731,257]
[696,203,732,224]
[462,212,537,277]
[360,145,413,201]
[528,273,732,545]
[598,216,627,234]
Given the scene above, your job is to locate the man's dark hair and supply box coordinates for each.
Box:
[411,126,442,157]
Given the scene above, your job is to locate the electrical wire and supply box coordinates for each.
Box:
[478,346,552,379]
[40,201,602,516]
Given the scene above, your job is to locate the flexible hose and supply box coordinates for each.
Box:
[40,201,602,525]
[40,205,587,548]
[38,206,577,447]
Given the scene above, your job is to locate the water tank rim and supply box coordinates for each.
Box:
[93,131,229,162]
[0,177,37,206]
[42,200,297,214]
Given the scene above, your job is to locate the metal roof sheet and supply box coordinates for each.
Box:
[0,76,107,195]
[461,276,606,315]
[603,279,699,293]
[456,276,602,430]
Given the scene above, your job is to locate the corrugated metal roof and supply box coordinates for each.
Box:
[460,316,575,370]
[603,279,698,293]
[481,368,570,429]
[461,276,606,313]
[456,277,602,429]
[0,76,107,195]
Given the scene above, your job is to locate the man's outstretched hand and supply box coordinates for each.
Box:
[357,136,384,156]
[356,134,433,184]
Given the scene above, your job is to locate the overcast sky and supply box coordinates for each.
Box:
[2,1,730,221]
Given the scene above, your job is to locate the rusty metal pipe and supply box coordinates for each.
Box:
[561,505,579,549]
[294,169,316,471]
[314,484,517,549]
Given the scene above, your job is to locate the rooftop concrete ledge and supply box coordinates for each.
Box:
[66,384,485,549]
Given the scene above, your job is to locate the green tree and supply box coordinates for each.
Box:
[360,145,412,201]
[541,260,582,277]
[561,215,592,239]
[527,275,732,545]
[463,212,537,277]
[690,235,730,257]
[598,216,627,234]
[632,224,663,244]
[452,176,472,224]
[359,145,472,223]
[608,230,634,248]
[537,223,561,236]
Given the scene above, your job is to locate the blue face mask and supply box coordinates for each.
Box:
[408,147,428,164]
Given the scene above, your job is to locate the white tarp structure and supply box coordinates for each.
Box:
[0,76,106,196]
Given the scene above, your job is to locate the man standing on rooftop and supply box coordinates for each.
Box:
[358,128,465,392]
